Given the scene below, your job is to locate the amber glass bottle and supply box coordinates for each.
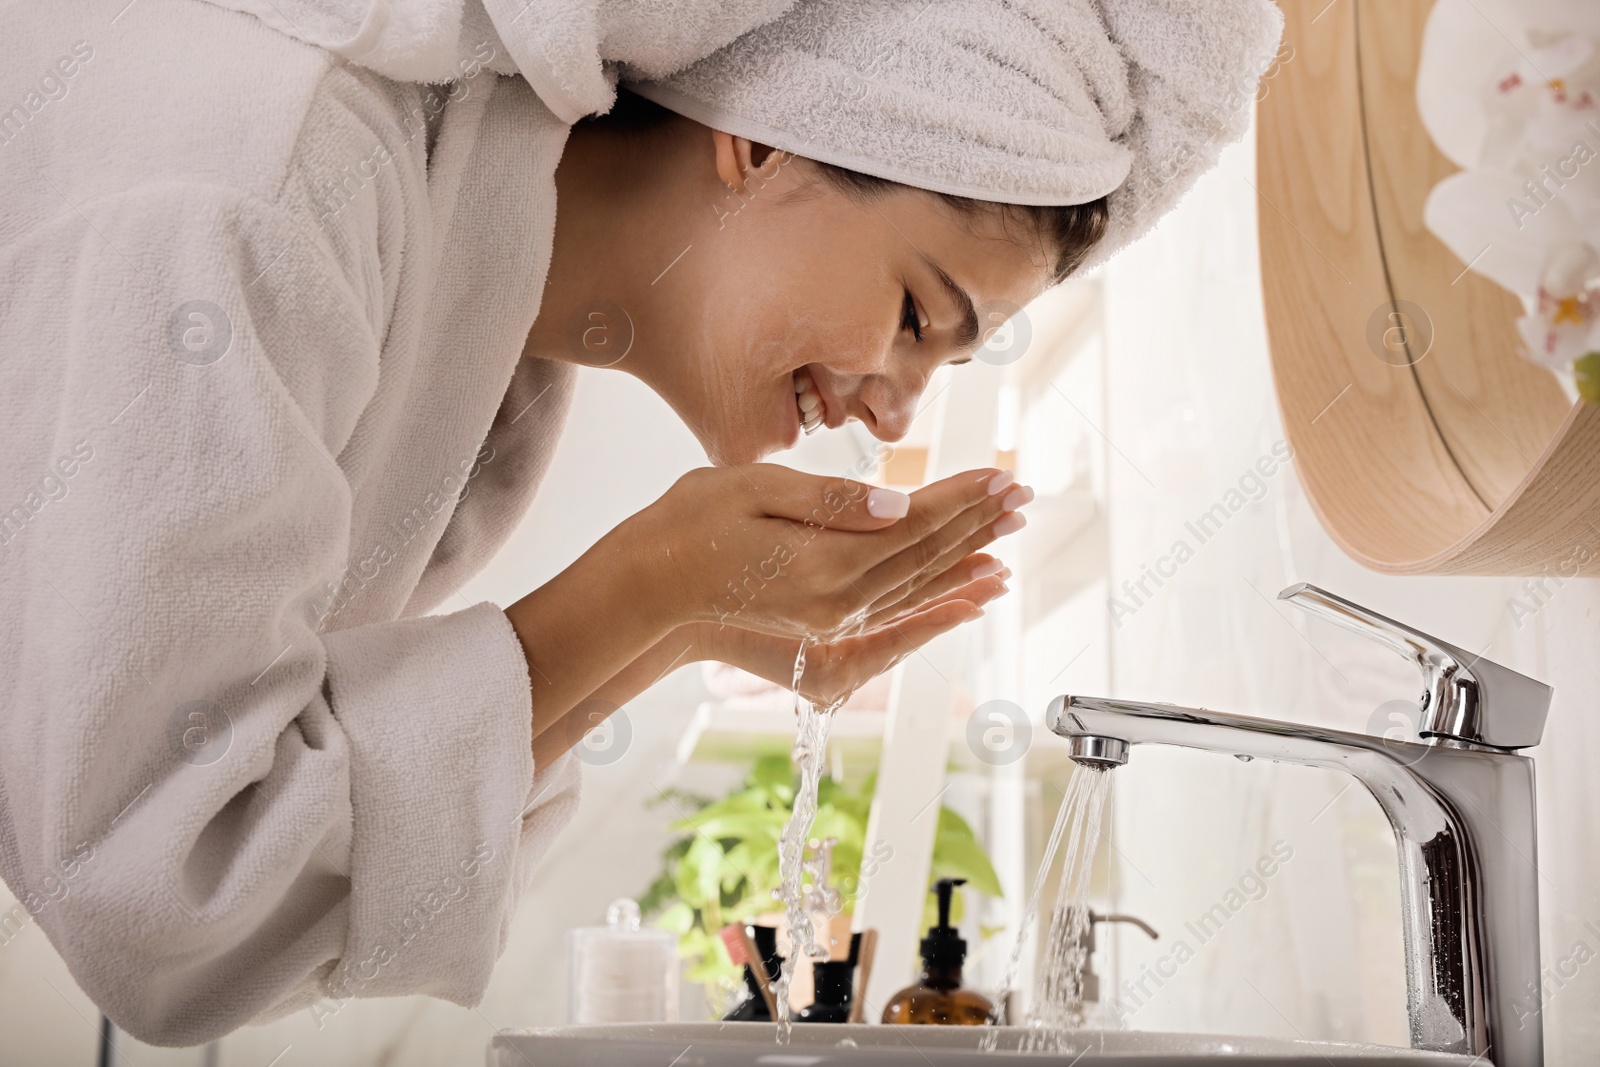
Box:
[881,878,995,1025]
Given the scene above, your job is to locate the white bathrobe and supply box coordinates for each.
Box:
[0,0,788,1047]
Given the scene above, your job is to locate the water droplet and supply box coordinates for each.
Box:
[1235,754,1254,762]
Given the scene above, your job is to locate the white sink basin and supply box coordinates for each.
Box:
[488,1022,1488,1065]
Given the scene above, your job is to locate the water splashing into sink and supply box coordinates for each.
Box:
[984,762,1112,1052]
[773,639,846,1044]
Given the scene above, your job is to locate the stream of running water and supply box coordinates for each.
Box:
[773,639,843,1044]
[769,640,1111,1049]
[982,761,1111,1052]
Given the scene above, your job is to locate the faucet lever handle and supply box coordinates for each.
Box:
[1091,912,1159,940]
[1277,583,1551,750]
[1078,911,1159,952]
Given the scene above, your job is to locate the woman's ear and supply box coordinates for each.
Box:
[712,130,779,193]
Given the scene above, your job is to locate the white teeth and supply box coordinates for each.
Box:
[798,393,822,434]
[793,369,823,434]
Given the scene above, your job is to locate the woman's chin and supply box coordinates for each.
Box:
[709,442,774,467]
[703,429,784,467]
[675,381,799,465]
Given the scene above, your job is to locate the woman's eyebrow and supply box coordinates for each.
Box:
[923,256,981,350]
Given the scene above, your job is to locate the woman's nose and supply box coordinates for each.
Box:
[854,373,924,443]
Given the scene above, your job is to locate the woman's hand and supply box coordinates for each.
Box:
[619,463,1031,642]
[692,566,1011,708]
[515,463,1029,768]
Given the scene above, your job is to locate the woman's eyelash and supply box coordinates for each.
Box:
[901,290,924,343]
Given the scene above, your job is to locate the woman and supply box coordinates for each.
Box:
[0,0,1281,1045]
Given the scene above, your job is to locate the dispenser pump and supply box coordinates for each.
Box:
[881,876,994,1023]
[920,877,967,969]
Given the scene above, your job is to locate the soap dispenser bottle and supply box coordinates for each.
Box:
[880,878,995,1025]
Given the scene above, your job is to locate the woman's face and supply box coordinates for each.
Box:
[640,151,1054,465]
[537,124,1057,465]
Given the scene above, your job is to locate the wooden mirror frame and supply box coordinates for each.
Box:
[1258,0,1600,576]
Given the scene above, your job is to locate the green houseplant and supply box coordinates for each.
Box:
[638,754,1003,998]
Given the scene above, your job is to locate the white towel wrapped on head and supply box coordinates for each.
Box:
[629,0,1285,271]
[194,0,1283,269]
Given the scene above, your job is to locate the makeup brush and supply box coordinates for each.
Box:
[846,928,878,1023]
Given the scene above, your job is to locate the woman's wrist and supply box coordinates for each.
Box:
[687,622,800,690]
[603,519,693,635]
[506,521,692,737]
[676,620,725,663]
[601,500,710,631]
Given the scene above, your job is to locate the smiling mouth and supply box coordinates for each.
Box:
[793,368,824,435]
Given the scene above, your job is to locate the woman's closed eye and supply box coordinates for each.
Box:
[902,288,974,366]
[901,289,928,343]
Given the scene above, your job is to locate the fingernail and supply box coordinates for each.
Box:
[867,487,911,519]
[997,567,1013,582]
[971,559,1004,579]
[1001,485,1034,511]
[985,470,1015,496]
[992,511,1027,537]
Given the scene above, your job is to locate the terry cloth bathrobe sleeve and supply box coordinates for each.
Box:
[0,0,581,1048]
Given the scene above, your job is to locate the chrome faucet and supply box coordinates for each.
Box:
[1049,583,1551,1066]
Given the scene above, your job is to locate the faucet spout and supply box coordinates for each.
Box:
[1068,734,1129,767]
[1048,694,1542,1065]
